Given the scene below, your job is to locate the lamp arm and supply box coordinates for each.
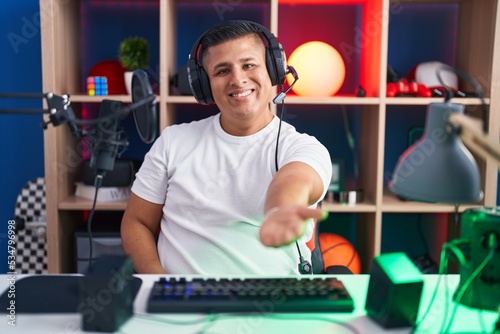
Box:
[448,113,500,167]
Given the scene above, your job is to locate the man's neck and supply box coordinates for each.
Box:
[219,111,274,136]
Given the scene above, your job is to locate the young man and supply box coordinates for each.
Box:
[121,20,332,275]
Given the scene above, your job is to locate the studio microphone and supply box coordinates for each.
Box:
[87,70,157,180]
[89,99,129,176]
[273,66,299,104]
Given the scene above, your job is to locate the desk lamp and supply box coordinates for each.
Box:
[389,65,500,316]
[389,65,499,203]
[390,101,483,203]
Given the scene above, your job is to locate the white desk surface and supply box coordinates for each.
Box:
[0,274,497,334]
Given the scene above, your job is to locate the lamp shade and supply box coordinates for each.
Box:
[286,41,345,97]
[389,103,483,204]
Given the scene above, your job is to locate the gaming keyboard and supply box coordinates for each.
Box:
[147,276,354,313]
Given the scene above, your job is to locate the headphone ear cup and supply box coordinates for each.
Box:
[274,52,287,86]
[265,49,279,86]
[187,58,214,105]
[265,43,287,87]
[198,66,214,104]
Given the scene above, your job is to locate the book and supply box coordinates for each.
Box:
[74,182,131,202]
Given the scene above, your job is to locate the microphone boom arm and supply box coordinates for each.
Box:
[0,91,83,138]
[0,92,50,114]
[1,70,157,147]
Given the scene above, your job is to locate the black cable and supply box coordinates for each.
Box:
[411,239,468,333]
[416,213,430,254]
[413,237,492,334]
[86,172,104,272]
[273,85,311,275]
[453,204,460,240]
[412,240,455,333]
[436,65,488,133]
[340,105,358,179]
[274,92,284,173]
[443,247,495,333]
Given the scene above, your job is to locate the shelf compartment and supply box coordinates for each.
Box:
[387,1,497,99]
[277,1,384,98]
[171,0,272,96]
[80,0,160,96]
[380,212,449,273]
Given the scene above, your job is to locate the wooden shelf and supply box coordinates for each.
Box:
[58,196,128,211]
[166,95,198,104]
[384,97,489,106]
[322,200,377,213]
[381,193,479,213]
[283,96,381,105]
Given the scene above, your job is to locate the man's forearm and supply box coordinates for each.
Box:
[260,162,325,247]
[264,161,323,212]
[265,175,312,213]
[121,223,166,274]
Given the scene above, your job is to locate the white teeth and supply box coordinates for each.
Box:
[231,90,252,97]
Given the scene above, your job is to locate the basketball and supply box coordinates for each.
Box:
[319,233,361,274]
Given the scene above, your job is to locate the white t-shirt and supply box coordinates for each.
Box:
[132,114,332,275]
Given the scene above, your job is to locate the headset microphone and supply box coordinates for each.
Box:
[270,63,311,275]
[299,255,313,275]
[273,66,298,104]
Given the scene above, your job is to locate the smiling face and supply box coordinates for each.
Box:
[202,34,274,136]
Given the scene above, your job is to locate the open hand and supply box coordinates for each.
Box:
[259,205,325,247]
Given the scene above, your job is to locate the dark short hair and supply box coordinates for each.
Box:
[200,20,266,57]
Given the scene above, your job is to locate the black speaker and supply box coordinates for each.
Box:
[170,65,193,96]
[365,252,423,328]
[187,20,287,105]
[79,256,136,332]
[82,158,140,187]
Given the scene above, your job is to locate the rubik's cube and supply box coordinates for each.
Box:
[87,76,108,96]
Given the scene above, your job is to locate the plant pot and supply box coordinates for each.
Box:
[124,71,133,95]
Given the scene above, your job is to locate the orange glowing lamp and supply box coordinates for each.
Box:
[287,41,346,97]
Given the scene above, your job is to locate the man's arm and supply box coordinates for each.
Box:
[121,192,167,274]
[259,161,326,247]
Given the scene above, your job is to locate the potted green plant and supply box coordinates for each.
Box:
[118,36,149,95]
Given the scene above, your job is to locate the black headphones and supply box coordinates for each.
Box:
[187,20,288,105]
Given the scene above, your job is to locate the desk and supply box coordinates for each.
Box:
[0,274,497,334]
